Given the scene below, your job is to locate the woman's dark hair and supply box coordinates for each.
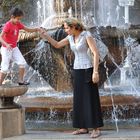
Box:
[10,7,24,17]
[63,18,85,31]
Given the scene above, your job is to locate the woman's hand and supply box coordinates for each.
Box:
[40,27,47,34]
[39,27,47,38]
[92,72,99,83]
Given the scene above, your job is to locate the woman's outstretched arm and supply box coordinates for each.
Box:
[40,28,69,48]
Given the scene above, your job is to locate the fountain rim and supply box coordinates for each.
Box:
[0,85,28,97]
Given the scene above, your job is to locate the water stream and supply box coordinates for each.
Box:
[3,0,140,131]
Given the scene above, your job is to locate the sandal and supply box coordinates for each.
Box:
[72,129,89,135]
[90,129,101,138]
[18,81,30,85]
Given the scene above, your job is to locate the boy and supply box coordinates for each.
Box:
[0,7,39,85]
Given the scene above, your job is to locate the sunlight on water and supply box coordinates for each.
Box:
[1,0,139,131]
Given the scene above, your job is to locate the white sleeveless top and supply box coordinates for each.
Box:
[67,31,93,69]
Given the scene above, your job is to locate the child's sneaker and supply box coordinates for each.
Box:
[18,81,30,85]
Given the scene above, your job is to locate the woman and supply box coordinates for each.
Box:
[40,18,103,138]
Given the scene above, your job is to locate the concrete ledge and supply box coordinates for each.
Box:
[0,108,25,139]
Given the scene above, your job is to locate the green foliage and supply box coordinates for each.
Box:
[1,0,25,7]
[0,0,25,22]
[0,0,37,24]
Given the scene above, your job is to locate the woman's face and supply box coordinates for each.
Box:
[63,22,75,35]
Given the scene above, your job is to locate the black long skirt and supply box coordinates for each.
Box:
[72,68,104,128]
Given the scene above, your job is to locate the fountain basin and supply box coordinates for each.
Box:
[17,94,140,130]
[0,85,28,109]
[19,96,72,112]
[19,94,140,108]
[19,94,140,118]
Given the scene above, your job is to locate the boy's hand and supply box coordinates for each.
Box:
[6,44,12,51]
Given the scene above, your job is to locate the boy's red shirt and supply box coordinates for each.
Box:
[2,21,24,48]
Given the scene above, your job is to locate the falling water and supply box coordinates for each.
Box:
[80,0,83,19]
[29,0,121,131]
[42,0,46,21]
[60,0,64,14]
[101,37,139,131]
[37,1,41,24]
[74,0,77,18]
[37,0,56,28]
[106,36,140,94]
[93,27,119,131]
[96,0,125,27]
[12,0,140,130]
[68,7,73,18]
[104,61,119,132]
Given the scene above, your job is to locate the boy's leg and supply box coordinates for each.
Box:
[0,47,11,85]
[12,47,29,85]
[0,72,7,85]
[18,66,25,83]
[18,66,29,85]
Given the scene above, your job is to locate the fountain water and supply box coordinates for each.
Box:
[118,0,135,24]
[1,0,140,131]
[21,0,140,131]
[96,0,138,27]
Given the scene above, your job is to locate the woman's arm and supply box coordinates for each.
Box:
[40,29,69,48]
[86,36,100,83]
[86,36,99,72]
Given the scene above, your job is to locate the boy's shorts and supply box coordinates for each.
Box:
[0,46,27,73]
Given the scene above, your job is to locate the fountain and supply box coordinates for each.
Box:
[14,0,140,131]
[0,85,28,108]
[0,84,28,138]
[0,0,140,133]
[118,0,135,24]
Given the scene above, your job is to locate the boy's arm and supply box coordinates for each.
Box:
[0,31,10,46]
[23,26,39,33]
[0,31,11,49]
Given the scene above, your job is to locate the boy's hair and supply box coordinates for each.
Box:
[10,7,24,17]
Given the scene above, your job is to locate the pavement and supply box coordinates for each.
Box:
[3,129,140,140]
